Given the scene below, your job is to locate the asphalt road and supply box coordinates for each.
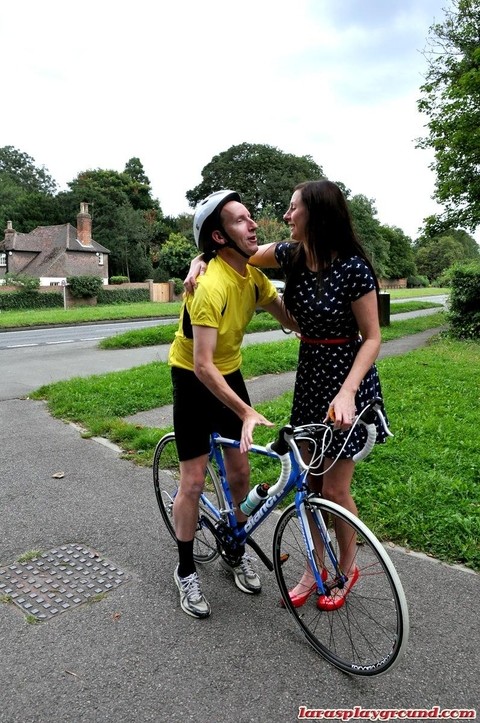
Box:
[1,397,478,723]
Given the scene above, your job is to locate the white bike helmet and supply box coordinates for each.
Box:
[193,190,241,251]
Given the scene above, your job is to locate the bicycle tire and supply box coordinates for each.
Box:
[273,497,409,676]
[153,432,225,563]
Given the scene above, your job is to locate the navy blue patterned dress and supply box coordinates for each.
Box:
[275,243,389,458]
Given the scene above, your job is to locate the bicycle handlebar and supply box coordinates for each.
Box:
[265,398,392,497]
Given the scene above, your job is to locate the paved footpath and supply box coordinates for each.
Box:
[1,322,478,723]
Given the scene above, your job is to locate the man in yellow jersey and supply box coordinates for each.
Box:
[168,190,297,618]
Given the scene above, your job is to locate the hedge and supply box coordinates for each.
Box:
[448,263,480,340]
[0,290,63,311]
[96,287,150,304]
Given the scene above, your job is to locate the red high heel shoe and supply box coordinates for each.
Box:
[280,568,328,608]
[317,567,359,611]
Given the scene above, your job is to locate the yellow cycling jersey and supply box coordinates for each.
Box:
[168,255,278,375]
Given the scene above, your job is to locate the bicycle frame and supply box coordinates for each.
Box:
[200,432,340,591]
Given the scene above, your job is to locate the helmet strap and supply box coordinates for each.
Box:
[218,227,251,260]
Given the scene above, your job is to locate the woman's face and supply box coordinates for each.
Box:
[283,190,307,242]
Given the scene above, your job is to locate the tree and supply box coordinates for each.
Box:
[186,143,323,219]
[416,224,479,259]
[0,146,59,232]
[255,207,289,246]
[417,0,480,231]
[380,226,417,278]
[0,145,57,194]
[415,235,464,279]
[124,157,150,185]
[63,167,163,278]
[347,194,390,278]
[157,233,197,279]
[110,205,155,281]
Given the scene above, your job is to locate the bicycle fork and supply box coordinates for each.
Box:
[297,498,348,595]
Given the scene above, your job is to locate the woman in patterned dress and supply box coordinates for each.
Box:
[186,179,388,609]
[251,180,388,608]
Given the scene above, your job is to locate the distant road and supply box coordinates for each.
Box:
[0,318,174,350]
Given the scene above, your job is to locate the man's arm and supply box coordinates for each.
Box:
[261,296,300,333]
[192,325,274,452]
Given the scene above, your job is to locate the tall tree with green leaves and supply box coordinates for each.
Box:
[415,225,479,258]
[347,194,390,278]
[415,235,465,279]
[63,166,163,279]
[417,0,480,232]
[186,143,323,219]
[0,146,57,194]
[0,146,59,232]
[380,225,417,279]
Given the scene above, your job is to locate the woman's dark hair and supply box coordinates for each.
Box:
[283,179,379,308]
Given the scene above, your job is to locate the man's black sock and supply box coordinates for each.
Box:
[177,539,196,578]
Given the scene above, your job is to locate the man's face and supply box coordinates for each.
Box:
[218,201,258,255]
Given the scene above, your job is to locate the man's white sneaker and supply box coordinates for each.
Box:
[174,566,211,618]
[220,553,261,594]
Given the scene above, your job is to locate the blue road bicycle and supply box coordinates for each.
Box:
[153,398,409,676]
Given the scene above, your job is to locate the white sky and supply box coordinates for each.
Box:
[0,0,458,240]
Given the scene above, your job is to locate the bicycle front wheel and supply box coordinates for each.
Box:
[153,432,224,563]
[273,497,409,676]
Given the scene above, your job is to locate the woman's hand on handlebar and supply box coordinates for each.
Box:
[324,389,357,431]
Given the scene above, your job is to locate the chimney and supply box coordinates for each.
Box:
[77,202,92,246]
[4,220,14,242]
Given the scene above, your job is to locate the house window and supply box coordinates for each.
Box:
[0,253,6,267]
[97,252,104,266]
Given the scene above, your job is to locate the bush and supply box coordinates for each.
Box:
[96,288,150,305]
[407,275,430,288]
[171,277,184,295]
[4,273,40,291]
[67,275,104,298]
[447,263,480,340]
[0,290,63,311]
[152,266,170,283]
[109,276,129,285]
[158,233,197,278]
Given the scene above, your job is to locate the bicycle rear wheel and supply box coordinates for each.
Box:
[273,497,409,676]
[153,432,224,563]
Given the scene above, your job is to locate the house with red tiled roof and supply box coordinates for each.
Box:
[0,203,110,286]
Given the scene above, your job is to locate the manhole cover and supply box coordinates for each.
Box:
[0,543,129,622]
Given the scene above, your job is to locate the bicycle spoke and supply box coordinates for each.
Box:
[273,499,409,676]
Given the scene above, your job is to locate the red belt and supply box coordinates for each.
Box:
[300,335,358,345]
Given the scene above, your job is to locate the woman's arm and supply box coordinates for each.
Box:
[184,243,280,293]
[248,242,280,268]
[327,290,381,429]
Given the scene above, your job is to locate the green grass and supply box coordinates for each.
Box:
[30,322,479,570]
[0,301,182,328]
[389,300,442,313]
[386,287,447,299]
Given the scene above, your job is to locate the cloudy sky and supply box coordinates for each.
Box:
[1,0,452,240]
